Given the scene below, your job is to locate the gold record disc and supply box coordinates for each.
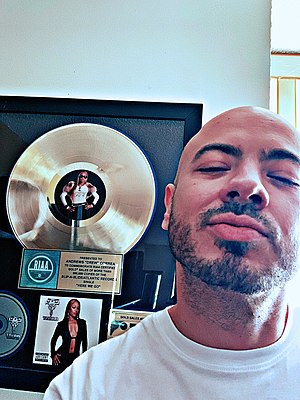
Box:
[6,123,157,254]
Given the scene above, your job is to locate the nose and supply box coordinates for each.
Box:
[220,166,269,210]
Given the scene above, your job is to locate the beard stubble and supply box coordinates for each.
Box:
[168,201,298,295]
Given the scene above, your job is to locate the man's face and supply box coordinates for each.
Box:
[163,107,300,294]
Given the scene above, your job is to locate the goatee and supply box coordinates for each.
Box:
[168,201,298,295]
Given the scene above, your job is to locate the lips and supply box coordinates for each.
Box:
[206,213,269,238]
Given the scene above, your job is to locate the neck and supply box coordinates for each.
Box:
[169,264,289,350]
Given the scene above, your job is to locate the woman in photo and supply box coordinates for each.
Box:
[50,298,87,369]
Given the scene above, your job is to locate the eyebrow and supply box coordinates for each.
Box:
[192,143,242,162]
[260,149,300,165]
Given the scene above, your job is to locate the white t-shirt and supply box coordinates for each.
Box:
[43,306,300,399]
[72,185,89,205]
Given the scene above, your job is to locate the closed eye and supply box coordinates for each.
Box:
[196,166,230,173]
[268,174,299,187]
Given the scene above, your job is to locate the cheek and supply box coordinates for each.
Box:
[270,197,300,237]
[175,182,221,216]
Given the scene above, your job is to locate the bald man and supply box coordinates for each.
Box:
[44,107,300,399]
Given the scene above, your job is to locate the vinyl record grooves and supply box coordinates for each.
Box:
[6,124,157,253]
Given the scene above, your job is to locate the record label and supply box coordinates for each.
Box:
[0,291,29,358]
[6,124,157,253]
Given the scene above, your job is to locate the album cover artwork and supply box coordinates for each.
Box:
[108,309,153,339]
[33,295,102,369]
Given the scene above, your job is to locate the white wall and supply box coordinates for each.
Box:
[0,0,271,123]
[0,1,271,398]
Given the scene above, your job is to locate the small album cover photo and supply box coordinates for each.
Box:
[33,295,102,370]
[108,309,153,339]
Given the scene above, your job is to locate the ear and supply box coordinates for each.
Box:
[161,184,175,231]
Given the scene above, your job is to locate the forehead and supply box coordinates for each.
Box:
[183,109,300,163]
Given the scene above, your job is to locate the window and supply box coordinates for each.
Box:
[270,55,300,128]
[270,0,300,128]
[271,0,300,304]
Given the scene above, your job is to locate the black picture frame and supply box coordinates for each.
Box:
[0,95,203,393]
[0,95,202,143]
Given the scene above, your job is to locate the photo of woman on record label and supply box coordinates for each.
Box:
[50,298,87,370]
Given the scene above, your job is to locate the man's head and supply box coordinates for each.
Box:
[162,106,300,296]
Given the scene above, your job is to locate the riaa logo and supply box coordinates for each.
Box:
[27,255,55,284]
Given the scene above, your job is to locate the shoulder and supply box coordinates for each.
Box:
[63,181,75,190]
[66,181,75,187]
[78,318,87,327]
[53,319,66,331]
[44,310,169,398]
[86,182,96,191]
[88,309,167,357]
[58,319,67,327]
